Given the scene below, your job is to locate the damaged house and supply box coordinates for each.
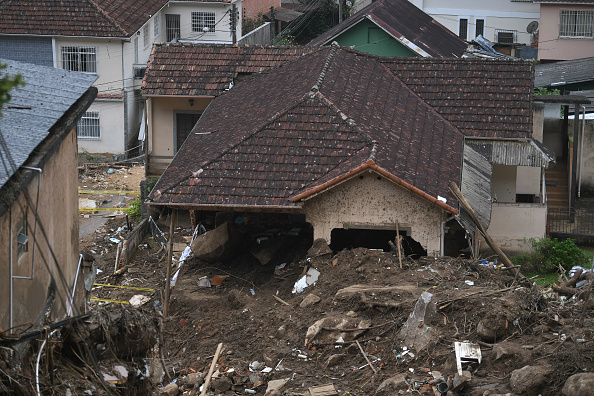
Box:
[146,45,553,256]
[0,59,97,331]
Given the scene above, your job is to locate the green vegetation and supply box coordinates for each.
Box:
[534,87,560,96]
[242,13,267,36]
[0,61,24,114]
[524,272,559,287]
[511,237,592,274]
[126,198,142,222]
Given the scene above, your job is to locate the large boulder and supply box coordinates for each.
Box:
[376,373,409,393]
[509,365,553,395]
[562,373,594,396]
[190,222,242,262]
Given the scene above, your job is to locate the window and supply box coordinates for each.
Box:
[16,214,28,261]
[192,12,216,33]
[459,18,468,40]
[61,46,97,73]
[496,29,516,44]
[143,24,150,47]
[134,37,139,64]
[475,19,485,38]
[77,111,100,139]
[560,10,594,38]
[166,14,181,42]
[154,16,160,39]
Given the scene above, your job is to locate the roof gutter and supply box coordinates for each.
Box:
[146,202,304,212]
[292,160,458,214]
[0,32,132,41]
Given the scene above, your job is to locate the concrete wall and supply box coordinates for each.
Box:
[303,171,445,256]
[492,165,517,202]
[78,98,126,154]
[577,119,594,192]
[0,36,54,66]
[239,22,272,45]
[485,203,547,253]
[538,4,594,61]
[162,2,239,44]
[147,96,211,174]
[0,128,80,330]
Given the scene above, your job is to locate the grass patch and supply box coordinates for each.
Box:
[524,272,559,287]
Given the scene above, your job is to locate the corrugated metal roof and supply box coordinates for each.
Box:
[466,139,554,169]
[535,56,594,88]
[0,59,97,189]
[459,144,492,236]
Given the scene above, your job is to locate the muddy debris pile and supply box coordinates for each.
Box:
[2,232,593,395]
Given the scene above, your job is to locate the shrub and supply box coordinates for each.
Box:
[512,237,590,273]
[126,198,141,222]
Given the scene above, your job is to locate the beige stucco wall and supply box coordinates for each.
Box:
[517,166,541,196]
[147,96,211,173]
[492,165,517,202]
[538,4,594,61]
[576,119,594,191]
[303,171,445,256]
[0,128,80,330]
[77,99,126,154]
[485,203,547,254]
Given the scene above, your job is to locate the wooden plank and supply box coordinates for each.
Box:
[309,384,337,396]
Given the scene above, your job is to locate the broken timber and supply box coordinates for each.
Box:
[449,182,519,277]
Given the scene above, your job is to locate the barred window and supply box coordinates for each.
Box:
[192,12,216,33]
[560,10,593,38]
[475,19,485,38]
[77,111,100,139]
[16,214,28,261]
[496,29,516,44]
[143,24,150,47]
[459,18,468,40]
[154,16,160,39]
[61,46,97,73]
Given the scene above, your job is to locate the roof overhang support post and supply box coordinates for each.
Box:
[570,105,580,222]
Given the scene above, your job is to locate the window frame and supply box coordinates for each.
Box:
[475,18,485,38]
[16,213,28,261]
[559,9,594,39]
[60,46,97,73]
[458,17,469,41]
[77,111,101,139]
[495,29,516,44]
[143,24,150,47]
[191,11,216,33]
[154,15,160,39]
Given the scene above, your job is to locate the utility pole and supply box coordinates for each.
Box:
[230,3,238,45]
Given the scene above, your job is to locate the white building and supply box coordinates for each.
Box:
[0,0,242,156]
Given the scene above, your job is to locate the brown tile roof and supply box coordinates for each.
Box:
[142,43,315,97]
[148,46,466,211]
[0,0,168,37]
[308,0,467,58]
[380,57,535,139]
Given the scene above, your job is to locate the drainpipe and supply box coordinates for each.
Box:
[10,166,42,333]
[440,213,445,257]
[66,254,83,317]
[579,106,586,198]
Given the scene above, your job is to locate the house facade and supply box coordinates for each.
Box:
[309,0,467,57]
[534,0,594,62]
[146,46,552,255]
[0,0,243,156]
[0,59,97,331]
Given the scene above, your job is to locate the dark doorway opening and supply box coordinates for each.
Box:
[176,112,201,152]
[443,219,469,257]
[329,228,427,258]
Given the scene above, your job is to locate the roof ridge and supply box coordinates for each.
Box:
[87,0,128,36]
[310,43,339,94]
[314,90,374,145]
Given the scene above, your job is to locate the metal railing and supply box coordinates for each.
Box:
[548,207,594,236]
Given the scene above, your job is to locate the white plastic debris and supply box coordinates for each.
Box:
[465,280,475,286]
[129,295,150,307]
[292,268,320,294]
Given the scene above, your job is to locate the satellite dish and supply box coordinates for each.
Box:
[527,21,539,34]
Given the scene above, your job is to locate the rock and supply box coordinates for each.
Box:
[562,373,594,396]
[300,294,321,308]
[183,372,205,387]
[305,316,370,345]
[160,382,178,396]
[429,370,444,384]
[492,342,526,361]
[264,378,290,396]
[476,318,507,342]
[275,325,286,339]
[325,354,347,368]
[148,358,165,385]
[452,370,471,391]
[398,291,436,350]
[190,222,242,262]
[376,373,408,392]
[227,289,246,309]
[509,365,553,395]
[212,376,232,392]
[307,239,332,259]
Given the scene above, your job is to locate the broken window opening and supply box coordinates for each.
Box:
[329,228,426,258]
[443,219,469,258]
